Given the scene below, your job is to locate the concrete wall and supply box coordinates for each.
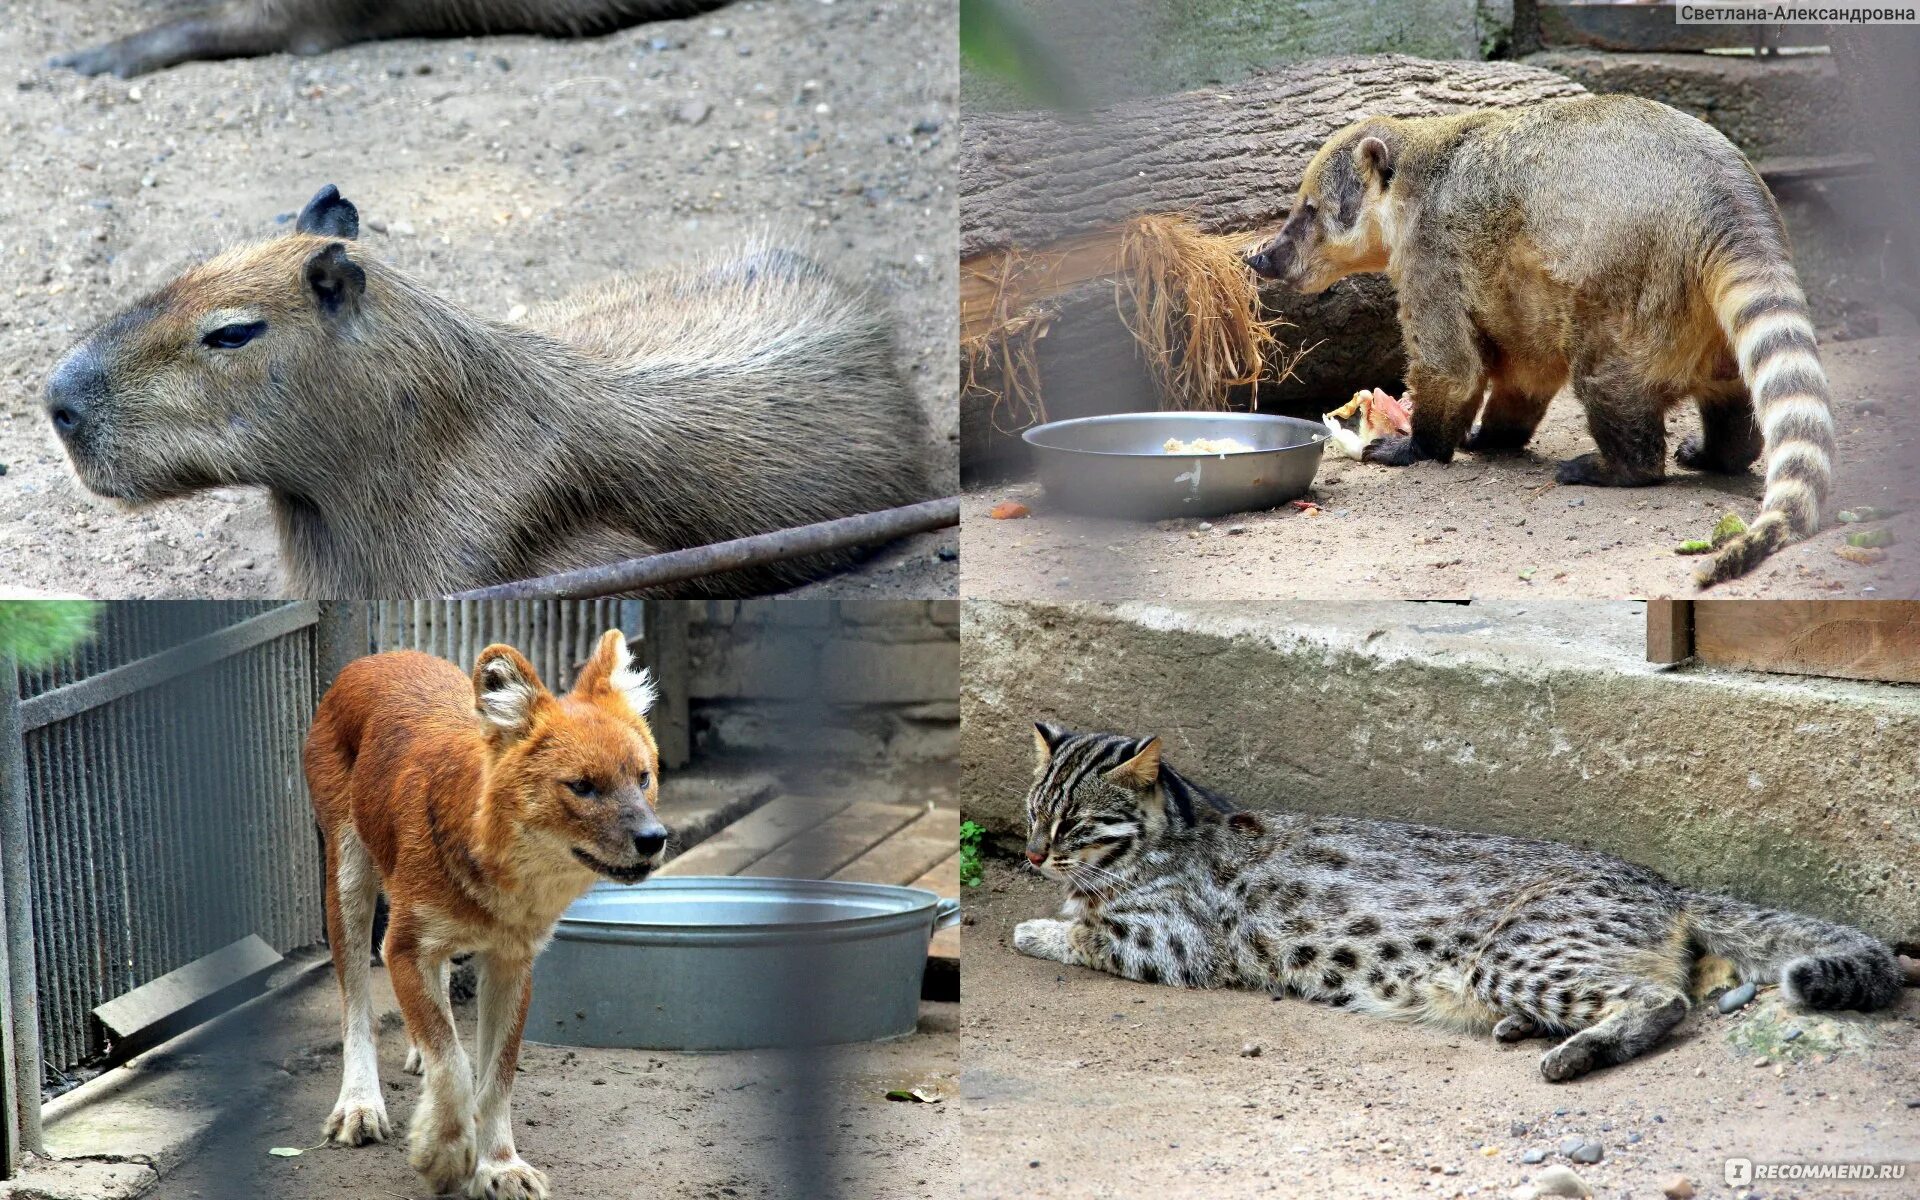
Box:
[687,600,958,763]
[962,600,1920,947]
[963,0,1509,110]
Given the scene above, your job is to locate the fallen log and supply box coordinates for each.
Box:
[959,53,1588,476]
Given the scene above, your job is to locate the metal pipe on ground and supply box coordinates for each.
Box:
[0,660,43,1160]
[449,498,960,601]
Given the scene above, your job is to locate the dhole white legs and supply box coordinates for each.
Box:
[468,951,547,1200]
[322,829,391,1146]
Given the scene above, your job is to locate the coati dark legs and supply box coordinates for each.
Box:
[1555,354,1675,487]
[1463,378,1554,453]
[1365,289,1481,466]
[1676,381,1765,474]
[1538,982,1689,1082]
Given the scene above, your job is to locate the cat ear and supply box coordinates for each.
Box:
[1033,721,1068,760]
[1104,736,1162,791]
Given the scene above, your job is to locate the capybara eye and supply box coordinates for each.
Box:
[201,320,267,350]
[566,778,595,797]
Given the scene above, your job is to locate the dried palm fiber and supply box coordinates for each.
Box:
[960,214,1295,428]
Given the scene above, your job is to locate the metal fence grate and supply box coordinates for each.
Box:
[371,600,642,693]
[14,603,324,1075]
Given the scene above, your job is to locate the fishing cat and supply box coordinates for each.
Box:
[1012,724,1902,1082]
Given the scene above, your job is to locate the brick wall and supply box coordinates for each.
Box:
[685,599,959,763]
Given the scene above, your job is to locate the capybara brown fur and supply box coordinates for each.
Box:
[56,0,727,78]
[44,185,934,598]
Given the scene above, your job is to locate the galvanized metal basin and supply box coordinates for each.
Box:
[527,876,961,1050]
[1022,411,1328,520]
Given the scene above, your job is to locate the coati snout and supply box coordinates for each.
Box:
[1244,130,1395,294]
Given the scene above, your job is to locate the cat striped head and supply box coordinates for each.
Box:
[1022,724,1178,887]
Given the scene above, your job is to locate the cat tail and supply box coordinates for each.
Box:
[1159,763,1240,825]
[1683,891,1902,1011]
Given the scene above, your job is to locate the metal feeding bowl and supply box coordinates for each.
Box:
[527,877,960,1051]
[1021,411,1328,520]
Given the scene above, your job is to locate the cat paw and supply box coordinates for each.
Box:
[1539,1038,1598,1083]
[1492,1014,1541,1043]
[1013,919,1072,962]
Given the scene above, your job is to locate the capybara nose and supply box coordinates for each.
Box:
[45,351,104,441]
[1026,850,1046,866]
[633,828,668,859]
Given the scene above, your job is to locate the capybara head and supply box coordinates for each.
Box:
[1020,723,1168,884]
[474,629,668,886]
[1244,121,1399,293]
[43,184,370,503]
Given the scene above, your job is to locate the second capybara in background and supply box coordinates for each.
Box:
[44,185,934,598]
[55,0,728,78]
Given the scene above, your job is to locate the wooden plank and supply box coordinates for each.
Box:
[92,935,281,1050]
[658,795,853,878]
[908,853,959,899]
[1692,601,1920,684]
[833,809,960,888]
[1646,600,1693,665]
[740,802,922,880]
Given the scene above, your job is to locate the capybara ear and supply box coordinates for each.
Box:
[1103,737,1162,791]
[573,629,657,717]
[304,243,365,317]
[473,645,548,739]
[296,184,360,239]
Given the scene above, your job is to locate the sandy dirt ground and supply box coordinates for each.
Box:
[963,865,1920,1200]
[960,322,1920,601]
[136,953,958,1200]
[0,0,956,598]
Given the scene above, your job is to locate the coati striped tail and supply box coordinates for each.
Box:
[1697,266,1838,587]
[1684,892,1901,1012]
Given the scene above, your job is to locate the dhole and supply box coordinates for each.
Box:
[304,629,665,1200]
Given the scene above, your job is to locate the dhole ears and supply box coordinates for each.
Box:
[473,645,548,738]
[574,629,657,717]
[1103,737,1162,791]
[304,243,365,317]
[1356,135,1392,183]
[296,184,360,239]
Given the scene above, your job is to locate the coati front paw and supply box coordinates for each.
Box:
[1013,918,1073,963]
[1555,452,1662,488]
[468,1154,551,1200]
[1674,434,1757,475]
[1360,434,1425,467]
[324,1096,391,1145]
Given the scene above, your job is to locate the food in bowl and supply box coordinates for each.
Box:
[1162,436,1256,455]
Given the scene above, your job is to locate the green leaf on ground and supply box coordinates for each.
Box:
[959,819,985,888]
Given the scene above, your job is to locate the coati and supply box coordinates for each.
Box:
[43,185,934,598]
[1245,96,1837,586]
[1014,725,1904,1082]
[54,0,726,78]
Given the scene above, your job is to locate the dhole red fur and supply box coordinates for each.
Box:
[304,629,664,1200]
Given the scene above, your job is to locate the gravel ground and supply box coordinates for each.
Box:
[963,864,1920,1200]
[961,322,1920,601]
[150,954,957,1200]
[0,0,956,598]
